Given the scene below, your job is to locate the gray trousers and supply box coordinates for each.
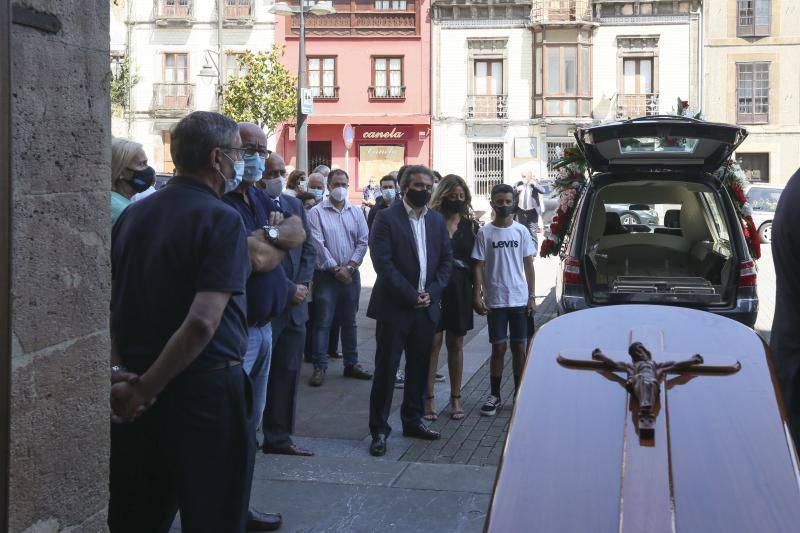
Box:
[516,209,540,253]
[263,310,305,449]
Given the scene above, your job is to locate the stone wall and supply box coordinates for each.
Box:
[10,0,111,531]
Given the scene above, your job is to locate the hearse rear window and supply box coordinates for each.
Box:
[619,137,700,154]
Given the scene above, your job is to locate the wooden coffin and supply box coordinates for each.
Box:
[486,305,800,533]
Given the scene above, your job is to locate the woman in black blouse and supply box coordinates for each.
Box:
[424,174,478,420]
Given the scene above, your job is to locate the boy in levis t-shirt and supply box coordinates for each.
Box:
[471,183,536,416]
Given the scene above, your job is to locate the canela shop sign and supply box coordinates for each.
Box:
[358,127,411,140]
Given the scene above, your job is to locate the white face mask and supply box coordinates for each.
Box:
[219,154,245,194]
[330,186,348,203]
[298,180,308,192]
[264,176,285,199]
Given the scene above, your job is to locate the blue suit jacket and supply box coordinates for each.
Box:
[278,193,316,325]
[367,201,453,324]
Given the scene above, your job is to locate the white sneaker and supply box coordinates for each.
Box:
[480,394,501,417]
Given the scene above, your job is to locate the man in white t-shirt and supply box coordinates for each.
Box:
[472,183,536,417]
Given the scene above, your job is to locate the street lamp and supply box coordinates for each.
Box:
[270,1,335,173]
[198,50,224,109]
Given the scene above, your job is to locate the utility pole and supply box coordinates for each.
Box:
[296,7,308,173]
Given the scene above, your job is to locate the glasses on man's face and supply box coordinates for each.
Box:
[221,146,247,161]
[243,145,270,158]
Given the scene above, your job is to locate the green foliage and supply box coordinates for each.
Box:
[110,55,139,114]
[222,46,297,137]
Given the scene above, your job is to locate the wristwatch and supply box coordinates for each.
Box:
[111,364,126,375]
[262,225,280,243]
[346,265,356,274]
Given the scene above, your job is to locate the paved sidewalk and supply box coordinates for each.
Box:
[174,251,776,531]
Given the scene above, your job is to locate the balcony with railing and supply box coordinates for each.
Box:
[466,95,508,120]
[289,0,419,37]
[223,0,254,26]
[311,86,340,100]
[154,0,195,25]
[531,0,592,25]
[152,83,195,117]
[368,86,406,100]
[616,93,659,119]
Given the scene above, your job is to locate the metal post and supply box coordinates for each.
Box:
[217,0,225,109]
[296,6,308,173]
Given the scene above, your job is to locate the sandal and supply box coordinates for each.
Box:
[423,395,438,421]
[450,394,465,420]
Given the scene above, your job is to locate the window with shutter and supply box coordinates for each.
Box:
[737,0,770,38]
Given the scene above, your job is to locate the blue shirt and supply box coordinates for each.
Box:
[111,177,250,374]
[223,187,289,326]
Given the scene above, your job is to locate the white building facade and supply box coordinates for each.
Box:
[432,0,702,211]
[110,0,276,173]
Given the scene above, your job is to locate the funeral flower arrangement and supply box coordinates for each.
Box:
[539,146,588,258]
[539,98,761,260]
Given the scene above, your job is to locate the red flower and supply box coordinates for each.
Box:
[564,149,572,158]
[552,214,560,223]
[730,183,747,205]
[682,100,689,109]
[745,215,761,259]
[550,223,560,235]
[539,239,554,257]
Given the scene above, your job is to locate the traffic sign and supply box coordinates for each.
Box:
[301,88,314,115]
[343,123,354,151]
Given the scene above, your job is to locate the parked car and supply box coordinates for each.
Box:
[555,116,758,327]
[746,183,783,244]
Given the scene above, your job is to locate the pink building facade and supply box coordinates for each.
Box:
[275,0,431,200]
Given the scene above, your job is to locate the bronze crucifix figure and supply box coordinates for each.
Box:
[558,342,741,439]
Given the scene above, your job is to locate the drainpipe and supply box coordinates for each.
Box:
[217,0,224,109]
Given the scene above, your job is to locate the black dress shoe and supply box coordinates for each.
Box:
[403,423,441,440]
[263,443,314,457]
[246,509,282,531]
[370,434,387,457]
[343,363,373,380]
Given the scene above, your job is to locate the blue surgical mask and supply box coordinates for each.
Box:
[220,152,245,193]
[298,180,308,192]
[382,188,396,202]
[242,153,265,183]
[311,188,324,201]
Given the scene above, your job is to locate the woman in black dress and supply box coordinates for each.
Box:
[424,174,478,420]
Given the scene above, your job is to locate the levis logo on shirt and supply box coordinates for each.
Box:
[492,240,519,249]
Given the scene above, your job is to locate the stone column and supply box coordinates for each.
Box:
[9,1,111,531]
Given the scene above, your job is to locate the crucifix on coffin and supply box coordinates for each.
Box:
[558,342,741,439]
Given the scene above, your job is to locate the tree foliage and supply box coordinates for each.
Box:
[110,55,139,115]
[222,46,297,137]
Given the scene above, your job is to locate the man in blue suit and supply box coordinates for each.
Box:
[367,165,453,456]
[259,153,317,457]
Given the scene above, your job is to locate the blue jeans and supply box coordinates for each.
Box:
[244,323,272,430]
[312,270,360,370]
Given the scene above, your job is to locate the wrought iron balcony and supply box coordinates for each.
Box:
[152,83,194,117]
[466,95,508,120]
[223,0,254,26]
[368,86,406,100]
[154,0,194,24]
[616,93,660,119]
[531,0,592,24]
[289,0,418,36]
[311,86,340,100]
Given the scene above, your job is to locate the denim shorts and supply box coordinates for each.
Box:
[487,306,534,344]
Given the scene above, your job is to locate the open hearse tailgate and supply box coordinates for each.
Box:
[576,116,748,174]
[486,305,800,533]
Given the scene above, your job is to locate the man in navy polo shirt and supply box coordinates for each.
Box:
[109,111,258,532]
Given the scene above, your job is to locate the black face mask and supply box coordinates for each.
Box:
[406,188,431,208]
[441,198,465,214]
[128,166,156,193]
[494,205,515,219]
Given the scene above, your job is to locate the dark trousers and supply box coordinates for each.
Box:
[305,304,341,359]
[516,209,540,252]
[312,270,360,369]
[369,311,436,437]
[263,311,305,449]
[108,364,254,533]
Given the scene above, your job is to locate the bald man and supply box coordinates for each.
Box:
[222,122,306,531]
[261,152,317,456]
